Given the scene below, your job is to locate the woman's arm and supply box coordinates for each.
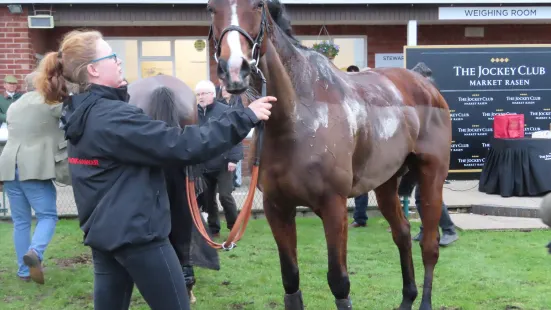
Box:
[91,102,260,167]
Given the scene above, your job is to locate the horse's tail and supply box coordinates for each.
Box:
[397,154,419,197]
[148,86,180,127]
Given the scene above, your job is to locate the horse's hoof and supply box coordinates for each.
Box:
[335,296,352,309]
[189,290,196,304]
[418,303,432,310]
[284,290,304,310]
[397,299,414,310]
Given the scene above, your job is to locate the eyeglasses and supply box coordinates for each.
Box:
[196,92,213,96]
[89,53,118,64]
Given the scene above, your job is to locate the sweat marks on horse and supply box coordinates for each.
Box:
[209,0,452,309]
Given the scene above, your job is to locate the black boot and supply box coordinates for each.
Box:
[284,290,304,310]
[182,265,195,288]
[335,296,352,309]
[182,265,196,303]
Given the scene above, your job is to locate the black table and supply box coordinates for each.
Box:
[479,138,551,197]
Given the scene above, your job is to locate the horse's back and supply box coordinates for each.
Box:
[368,67,447,110]
[128,75,198,127]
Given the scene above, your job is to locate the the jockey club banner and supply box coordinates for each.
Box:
[404,45,551,179]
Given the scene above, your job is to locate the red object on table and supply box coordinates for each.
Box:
[493,114,525,139]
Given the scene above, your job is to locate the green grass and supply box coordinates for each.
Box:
[1,217,550,310]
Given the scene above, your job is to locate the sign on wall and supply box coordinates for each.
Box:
[439,6,551,20]
[404,45,551,179]
[375,53,404,68]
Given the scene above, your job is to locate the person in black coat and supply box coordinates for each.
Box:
[217,84,245,187]
[35,29,275,310]
[196,80,242,237]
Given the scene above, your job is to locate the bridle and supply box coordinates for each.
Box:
[186,3,271,251]
[207,3,268,168]
[207,3,267,74]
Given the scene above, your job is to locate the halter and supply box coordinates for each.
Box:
[207,3,267,169]
[208,4,267,73]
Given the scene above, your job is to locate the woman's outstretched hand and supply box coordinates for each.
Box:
[248,96,277,121]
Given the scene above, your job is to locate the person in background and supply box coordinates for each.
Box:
[409,61,458,246]
[345,65,369,228]
[0,75,23,127]
[411,185,459,246]
[0,71,64,284]
[346,65,359,73]
[196,80,242,238]
[34,29,274,310]
[217,84,243,188]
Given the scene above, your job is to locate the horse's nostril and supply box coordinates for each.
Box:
[217,58,228,80]
[240,59,251,77]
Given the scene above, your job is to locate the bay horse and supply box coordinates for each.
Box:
[127,75,221,304]
[208,0,452,309]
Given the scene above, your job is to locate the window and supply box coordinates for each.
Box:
[298,36,367,71]
[105,39,139,83]
[105,37,209,88]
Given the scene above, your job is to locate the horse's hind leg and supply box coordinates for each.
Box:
[417,157,447,310]
[318,195,352,309]
[263,198,303,310]
[374,176,418,310]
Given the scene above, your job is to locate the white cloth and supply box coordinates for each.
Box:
[0,123,8,142]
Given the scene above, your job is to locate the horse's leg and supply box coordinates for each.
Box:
[374,176,417,310]
[264,198,303,310]
[417,159,447,310]
[318,195,352,309]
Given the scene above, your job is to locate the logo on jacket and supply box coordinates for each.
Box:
[68,157,99,166]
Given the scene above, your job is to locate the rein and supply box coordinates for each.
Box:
[186,10,268,250]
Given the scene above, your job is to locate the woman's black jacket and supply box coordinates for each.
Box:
[60,84,259,252]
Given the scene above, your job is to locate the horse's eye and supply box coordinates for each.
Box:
[257,1,264,8]
[206,6,214,14]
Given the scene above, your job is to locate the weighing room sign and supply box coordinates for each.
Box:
[404,45,551,179]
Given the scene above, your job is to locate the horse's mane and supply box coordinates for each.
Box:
[267,0,308,50]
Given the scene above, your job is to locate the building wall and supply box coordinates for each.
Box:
[0,7,38,91]
[4,11,551,175]
[41,23,551,81]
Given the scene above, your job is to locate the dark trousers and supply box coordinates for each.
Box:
[414,186,456,235]
[203,169,238,234]
[91,239,190,310]
[353,194,369,225]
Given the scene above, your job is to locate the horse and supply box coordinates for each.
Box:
[127,74,221,304]
[207,0,452,309]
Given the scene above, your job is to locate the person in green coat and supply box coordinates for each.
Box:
[1,75,23,125]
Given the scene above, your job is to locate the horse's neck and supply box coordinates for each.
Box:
[259,44,297,131]
[260,28,338,128]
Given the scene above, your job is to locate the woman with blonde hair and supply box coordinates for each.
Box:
[0,70,64,284]
[34,29,275,309]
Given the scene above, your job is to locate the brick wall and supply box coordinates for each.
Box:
[36,23,551,176]
[0,6,37,92]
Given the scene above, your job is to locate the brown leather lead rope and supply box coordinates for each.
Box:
[186,56,267,251]
[185,164,259,250]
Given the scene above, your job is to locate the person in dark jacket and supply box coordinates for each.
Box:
[196,80,242,237]
[217,84,244,188]
[0,75,23,126]
[34,29,275,310]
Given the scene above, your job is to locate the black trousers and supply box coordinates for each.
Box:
[91,239,190,310]
[203,169,238,234]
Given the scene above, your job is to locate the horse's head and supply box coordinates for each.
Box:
[208,0,269,94]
